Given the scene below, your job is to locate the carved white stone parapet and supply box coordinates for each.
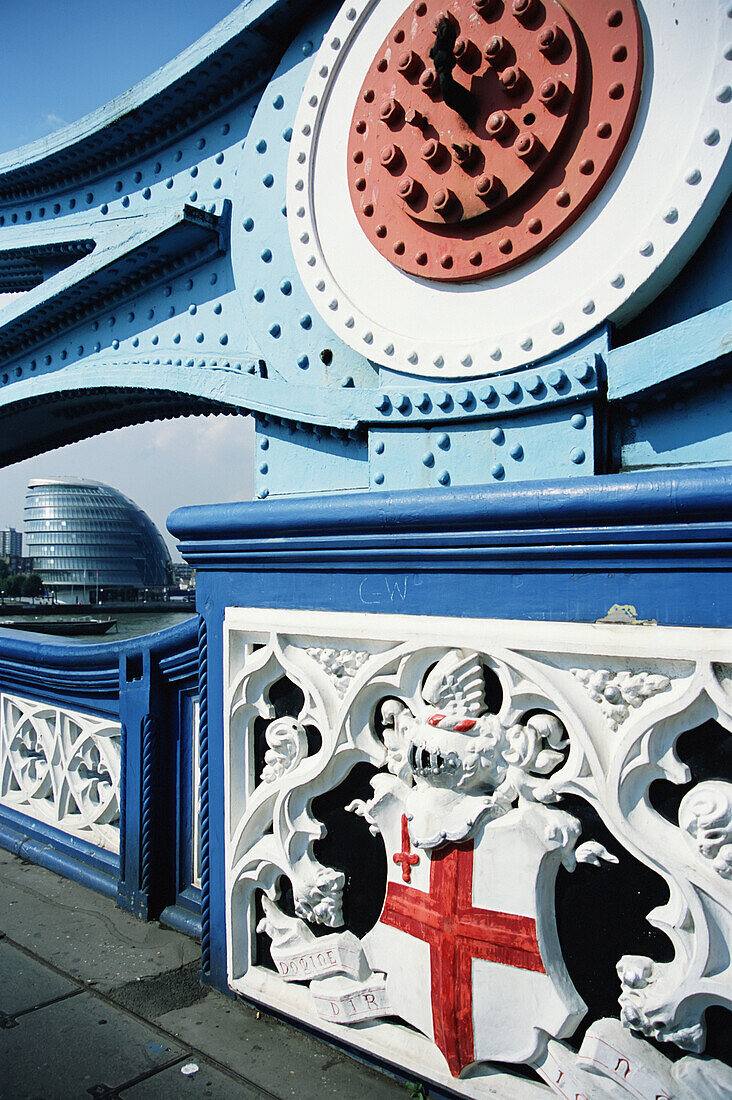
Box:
[0,692,121,853]
[223,609,732,1098]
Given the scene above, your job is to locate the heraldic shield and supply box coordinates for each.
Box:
[363,785,587,1076]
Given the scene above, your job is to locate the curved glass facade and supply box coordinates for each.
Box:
[25,477,171,601]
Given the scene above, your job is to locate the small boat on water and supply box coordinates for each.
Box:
[0,617,118,637]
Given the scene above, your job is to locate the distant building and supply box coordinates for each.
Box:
[24,477,171,604]
[0,527,22,558]
[169,562,195,590]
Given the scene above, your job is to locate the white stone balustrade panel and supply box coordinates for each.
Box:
[0,692,121,853]
[223,609,732,1099]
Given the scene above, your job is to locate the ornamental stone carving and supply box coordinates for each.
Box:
[223,609,732,1098]
[0,692,121,853]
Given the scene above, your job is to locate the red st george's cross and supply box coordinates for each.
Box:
[381,823,545,1077]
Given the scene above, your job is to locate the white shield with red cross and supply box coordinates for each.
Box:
[363,790,586,1077]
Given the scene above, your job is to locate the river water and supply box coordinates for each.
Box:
[1,611,196,644]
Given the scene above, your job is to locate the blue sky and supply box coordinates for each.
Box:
[0,1,255,558]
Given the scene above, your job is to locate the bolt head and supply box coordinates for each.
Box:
[379,97,401,124]
[487,110,509,137]
[397,49,420,76]
[380,144,402,170]
[512,0,538,22]
[419,68,438,94]
[398,176,422,204]
[474,173,501,200]
[484,35,506,64]
[452,141,477,167]
[500,66,525,96]
[537,25,566,56]
[421,138,443,165]
[515,132,541,163]
[539,78,564,108]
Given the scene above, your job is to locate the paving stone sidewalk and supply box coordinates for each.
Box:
[0,849,414,1099]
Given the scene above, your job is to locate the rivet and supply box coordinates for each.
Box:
[608,82,624,100]
[355,120,366,134]
[355,176,367,191]
[375,441,385,455]
[498,238,513,254]
[346,8,356,19]
[639,241,654,256]
[309,95,318,107]
[457,387,473,405]
[353,150,364,163]
[525,375,543,395]
[254,288,265,302]
[579,158,595,175]
[502,380,521,399]
[297,355,309,369]
[280,280,292,295]
[716,85,732,103]
[436,393,452,410]
[394,240,406,254]
[423,451,435,467]
[491,463,505,479]
[510,444,523,460]
[686,169,701,185]
[481,386,498,404]
[528,217,542,234]
[571,413,587,429]
[490,347,502,361]
[437,470,450,486]
[377,225,388,238]
[259,463,269,475]
[377,58,388,73]
[260,438,270,450]
[396,393,411,412]
[269,323,281,338]
[436,432,450,449]
[244,217,254,231]
[663,208,678,224]
[263,173,274,187]
[441,254,453,268]
[283,127,293,142]
[376,395,391,412]
[606,9,622,28]
[261,248,272,262]
[582,300,596,314]
[574,360,595,383]
[316,280,325,291]
[258,489,269,499]
[473,0,497,12]
[329,299,339,310]
[556,190,570,207]
[256,139,267,153]
[596,121,612,139]
[469,250,483,266]
[417,394,431,411]
[100,203,109,214]
[552,320,565,335]
[491,427,505,444]
[374,472,385,485]
[611,273,625,287]
[384,343,394,354]
[570,447,586,464]
[362,203,374,217]
[416,251,428,265]
[364,332,375,344]
[548,369,568,389]
[433,355,444,368]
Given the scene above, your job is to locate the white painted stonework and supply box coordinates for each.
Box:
[287,0,731,378]
[0,692,121,853]
[224,609,732,1098]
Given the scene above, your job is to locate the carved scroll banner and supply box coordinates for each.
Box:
[223,609,732,1099]
[0,692,121,852]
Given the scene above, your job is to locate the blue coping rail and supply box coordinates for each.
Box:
[0,616,201,937]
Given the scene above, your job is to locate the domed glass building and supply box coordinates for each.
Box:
[24,477,171,603]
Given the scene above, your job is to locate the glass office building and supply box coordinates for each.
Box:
[24,477,171,603]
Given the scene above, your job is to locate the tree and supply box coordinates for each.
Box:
[22,573,43,598]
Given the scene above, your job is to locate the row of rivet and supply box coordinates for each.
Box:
[370,359,596,419]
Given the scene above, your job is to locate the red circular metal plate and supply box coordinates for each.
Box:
[347,0,643,281]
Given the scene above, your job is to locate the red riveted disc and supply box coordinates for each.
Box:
[347,0,643,281]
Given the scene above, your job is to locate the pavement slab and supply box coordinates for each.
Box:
[0,848,415,1098]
